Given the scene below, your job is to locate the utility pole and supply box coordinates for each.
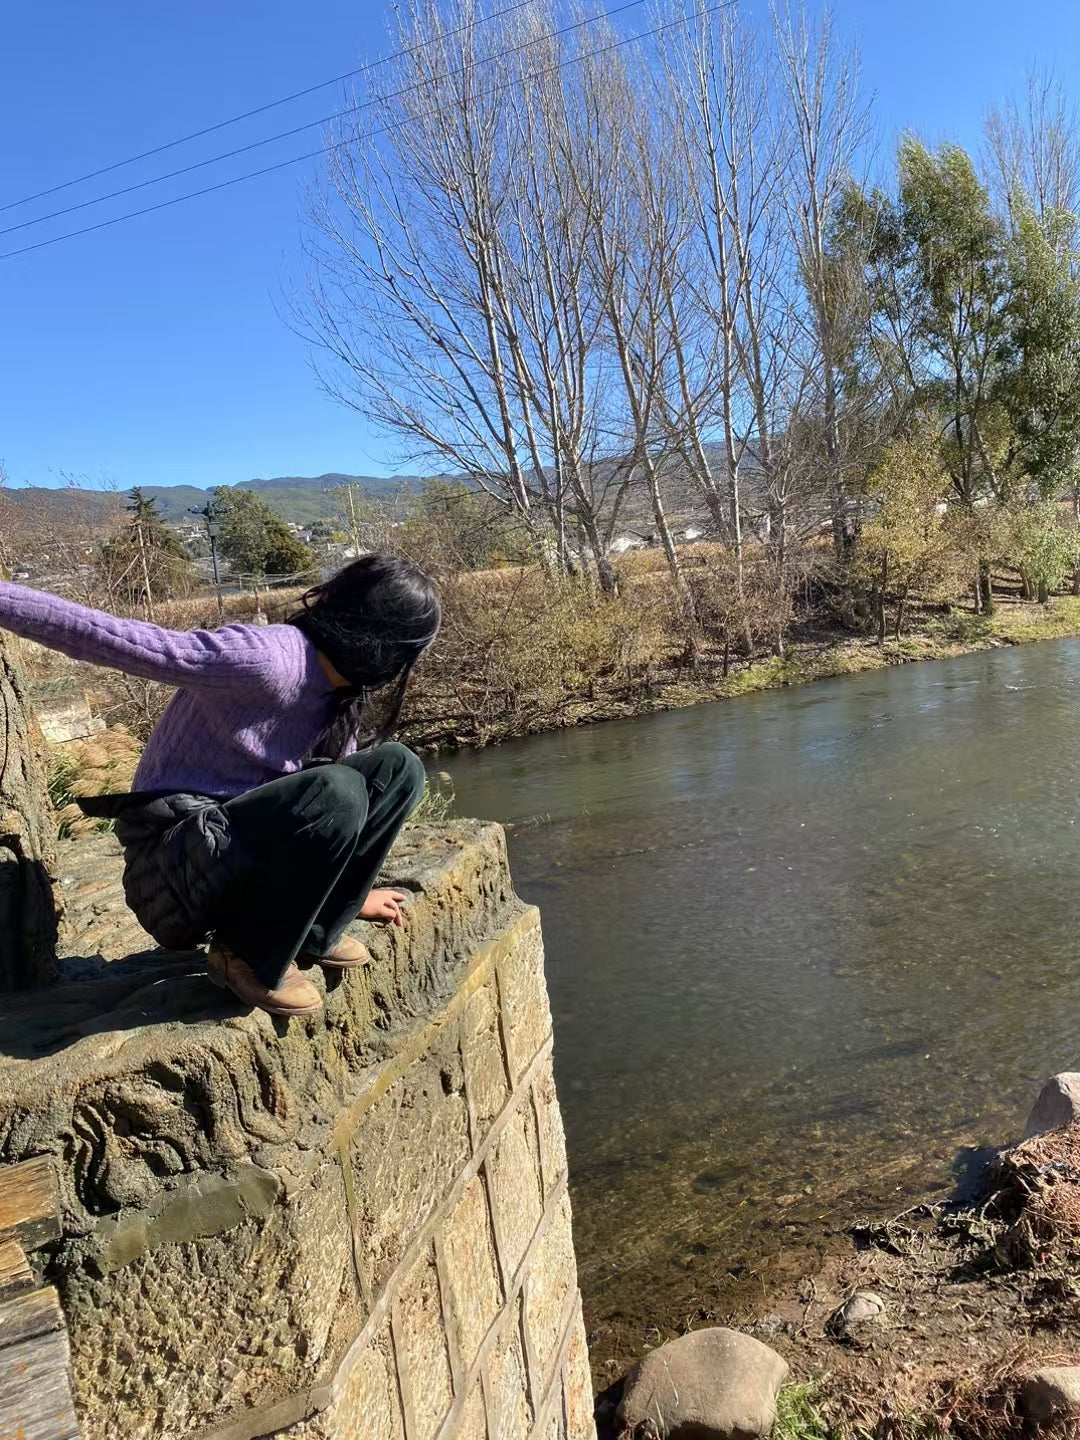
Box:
[344,484,363,556]
[190,502,224,618]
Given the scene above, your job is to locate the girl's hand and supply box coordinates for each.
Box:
[360,889,408,927]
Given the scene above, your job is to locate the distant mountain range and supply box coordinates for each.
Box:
[5,473,423,529]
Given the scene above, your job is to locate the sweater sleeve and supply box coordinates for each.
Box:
[0,582,292,692]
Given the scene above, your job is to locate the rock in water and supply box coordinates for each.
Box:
[1021,1367,1080,1423]
[1024,1074,1080,1139]
[617,1327,789,1440]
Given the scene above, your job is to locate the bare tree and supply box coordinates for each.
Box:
[567,29,701,628]
[666,5,790,574]
[986,65,1080,242]
[773,2,874,561]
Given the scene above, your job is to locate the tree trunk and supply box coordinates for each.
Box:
[979,562,995,615]
[894,588,908,640]
[0,634,60,989]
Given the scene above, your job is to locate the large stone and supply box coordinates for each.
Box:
[1025,1074,1080,1139]
[617,1328,789,1440]
[1021,1367,1080,1424]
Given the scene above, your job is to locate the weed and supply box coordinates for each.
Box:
[410,772,456,825]
[46,727,141,838]
[776,1383,834,1440]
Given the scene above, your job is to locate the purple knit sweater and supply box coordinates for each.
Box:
[0,582,341,798]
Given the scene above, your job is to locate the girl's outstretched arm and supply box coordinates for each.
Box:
[0,581,286,691]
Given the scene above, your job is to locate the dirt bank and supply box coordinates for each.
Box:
[406,596,1080,751]
[597,1119,1080,1439]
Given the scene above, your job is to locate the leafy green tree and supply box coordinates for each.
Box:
[862,142,1011,511]
[212,487,317,578]
[98,487,194,608]
[998,204,1080,498]
[855,427,952,640]
[848,141,1080,612]
[1009,498,1074,602]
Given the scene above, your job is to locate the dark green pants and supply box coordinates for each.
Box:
[214,743,425,988]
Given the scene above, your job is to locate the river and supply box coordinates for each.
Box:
[438,639,1080,1377]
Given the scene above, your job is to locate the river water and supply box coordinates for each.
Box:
[439,640,1080,1370]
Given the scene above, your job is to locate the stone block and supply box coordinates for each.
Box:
[456,1380,487,1437]
[525,1192,577,1381]
[487,1298,533,1440]
[349,1030,472,1299]
[462,976,511,1140]
[442,1175,503,1371]
[290,1162,351,1365]
[497,920,551,1084]
[538,1409,566,1440]
[487,1106,543,1285]
[395,1243,454,1440]
[1024,1073,1080,1138]
[532,1059,569,1199]
[563,1307,594,1439]
[66,1211,308,1440]
[288,1327,404,1440]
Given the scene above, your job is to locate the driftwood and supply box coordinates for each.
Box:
[0,1157,79,1439]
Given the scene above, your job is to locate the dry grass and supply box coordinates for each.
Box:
[48,726,142,837]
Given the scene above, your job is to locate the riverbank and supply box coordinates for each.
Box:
[598,1093,1080,1440]
[405,594,1080,751]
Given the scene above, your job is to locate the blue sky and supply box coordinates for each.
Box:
[2,0,1079,492]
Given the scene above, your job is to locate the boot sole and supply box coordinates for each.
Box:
[207,968,324,1017]
[299,950,373,970]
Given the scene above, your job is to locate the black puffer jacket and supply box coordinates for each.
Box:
[80,793,236,950]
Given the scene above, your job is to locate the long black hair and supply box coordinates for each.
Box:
[289,554,441,760]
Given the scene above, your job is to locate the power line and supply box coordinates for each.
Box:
[0,0,648,240]
[0,2,728,263]
[0,0,541,216]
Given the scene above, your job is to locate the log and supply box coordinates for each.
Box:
[0,1289,78,1440]
[0,1287,64,1351]
[0,1243,33,1299]
[0,1159,60,1253]
[0,633,60,988]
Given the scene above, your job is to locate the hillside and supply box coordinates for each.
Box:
[4,473,422,529]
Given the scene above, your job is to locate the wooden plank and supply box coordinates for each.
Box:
[0,1289,65,1353]
[0,1244,33,1300]
[0,1159,60,1252]
[0,1325,79,1440]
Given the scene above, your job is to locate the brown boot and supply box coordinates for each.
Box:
[299,934,373,970]
[207,943,323,1017]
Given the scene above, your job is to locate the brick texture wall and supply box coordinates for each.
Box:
[275,907,595,1440]
[1,823,594,1440]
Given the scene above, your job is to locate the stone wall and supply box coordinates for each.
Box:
[0,820,595,1440]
